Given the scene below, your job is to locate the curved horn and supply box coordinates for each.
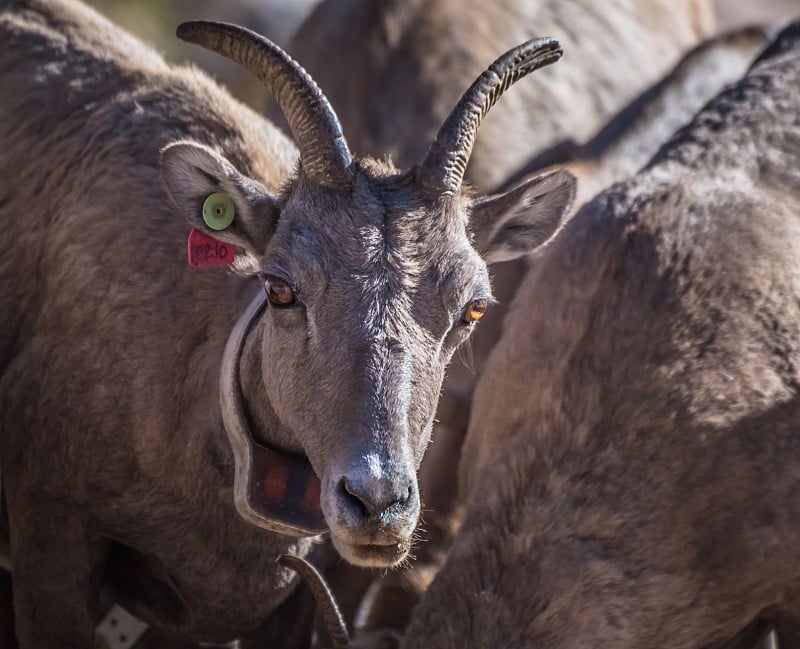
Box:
[279,554,350,649]
[177,21,353,188]
[418,38,563,195]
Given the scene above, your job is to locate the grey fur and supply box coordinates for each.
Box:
[400,21,800,649]
[505,25,772,204]
[568,26,771,206]
[0,0,574,647]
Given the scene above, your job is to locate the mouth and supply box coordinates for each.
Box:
[331,536,411,568]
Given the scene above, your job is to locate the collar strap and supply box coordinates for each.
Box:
[220,291,326,537]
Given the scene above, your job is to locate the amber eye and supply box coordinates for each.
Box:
[462,298,489,324]
[264,276,296,307]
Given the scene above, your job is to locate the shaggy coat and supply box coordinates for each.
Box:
[403,21,800,649]
[0,0,309,644]
[508,26,771,205]
[0,1,575,646]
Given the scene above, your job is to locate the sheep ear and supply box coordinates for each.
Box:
[160,141,280,271]
[470,169,576,265]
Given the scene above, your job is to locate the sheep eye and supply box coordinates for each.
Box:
[462,298,489,324]
[264,276,296,307]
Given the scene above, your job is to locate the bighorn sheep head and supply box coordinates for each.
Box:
[161,21,574,567]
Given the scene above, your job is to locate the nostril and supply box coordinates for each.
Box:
[397,483,412,507]
[338,477,369,519]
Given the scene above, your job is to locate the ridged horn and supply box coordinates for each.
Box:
[177,21,353,188]
[279,554,350,649]
[417,38,563,195]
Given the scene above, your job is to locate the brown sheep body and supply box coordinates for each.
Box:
[0,0,575,646]
[401,22,800,649]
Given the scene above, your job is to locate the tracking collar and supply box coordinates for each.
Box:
[220,291,326,537]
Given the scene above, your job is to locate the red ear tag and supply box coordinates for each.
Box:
[187,228,235,267]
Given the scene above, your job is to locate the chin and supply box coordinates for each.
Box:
[331,534,411,568]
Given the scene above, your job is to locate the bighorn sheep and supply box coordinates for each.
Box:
[0,0,575,646]
[350,24,771,640]
[397,20,800,649]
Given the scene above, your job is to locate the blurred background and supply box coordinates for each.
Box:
[83,0,318,107]
[83,0,800,112]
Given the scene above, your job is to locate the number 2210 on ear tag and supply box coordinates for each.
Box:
[187,228,235,267]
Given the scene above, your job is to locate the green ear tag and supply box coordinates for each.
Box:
[202,192,236,231]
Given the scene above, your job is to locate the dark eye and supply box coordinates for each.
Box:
[264,275,296,307]
[462,298,489,324]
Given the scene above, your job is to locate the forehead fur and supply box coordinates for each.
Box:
[268,158,480,286]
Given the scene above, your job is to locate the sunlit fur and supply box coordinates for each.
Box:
[403,23,800,649]
[0,0,574,646]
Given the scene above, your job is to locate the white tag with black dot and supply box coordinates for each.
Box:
[95,604,149,649]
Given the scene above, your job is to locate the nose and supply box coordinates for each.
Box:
[338,474,415,520]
